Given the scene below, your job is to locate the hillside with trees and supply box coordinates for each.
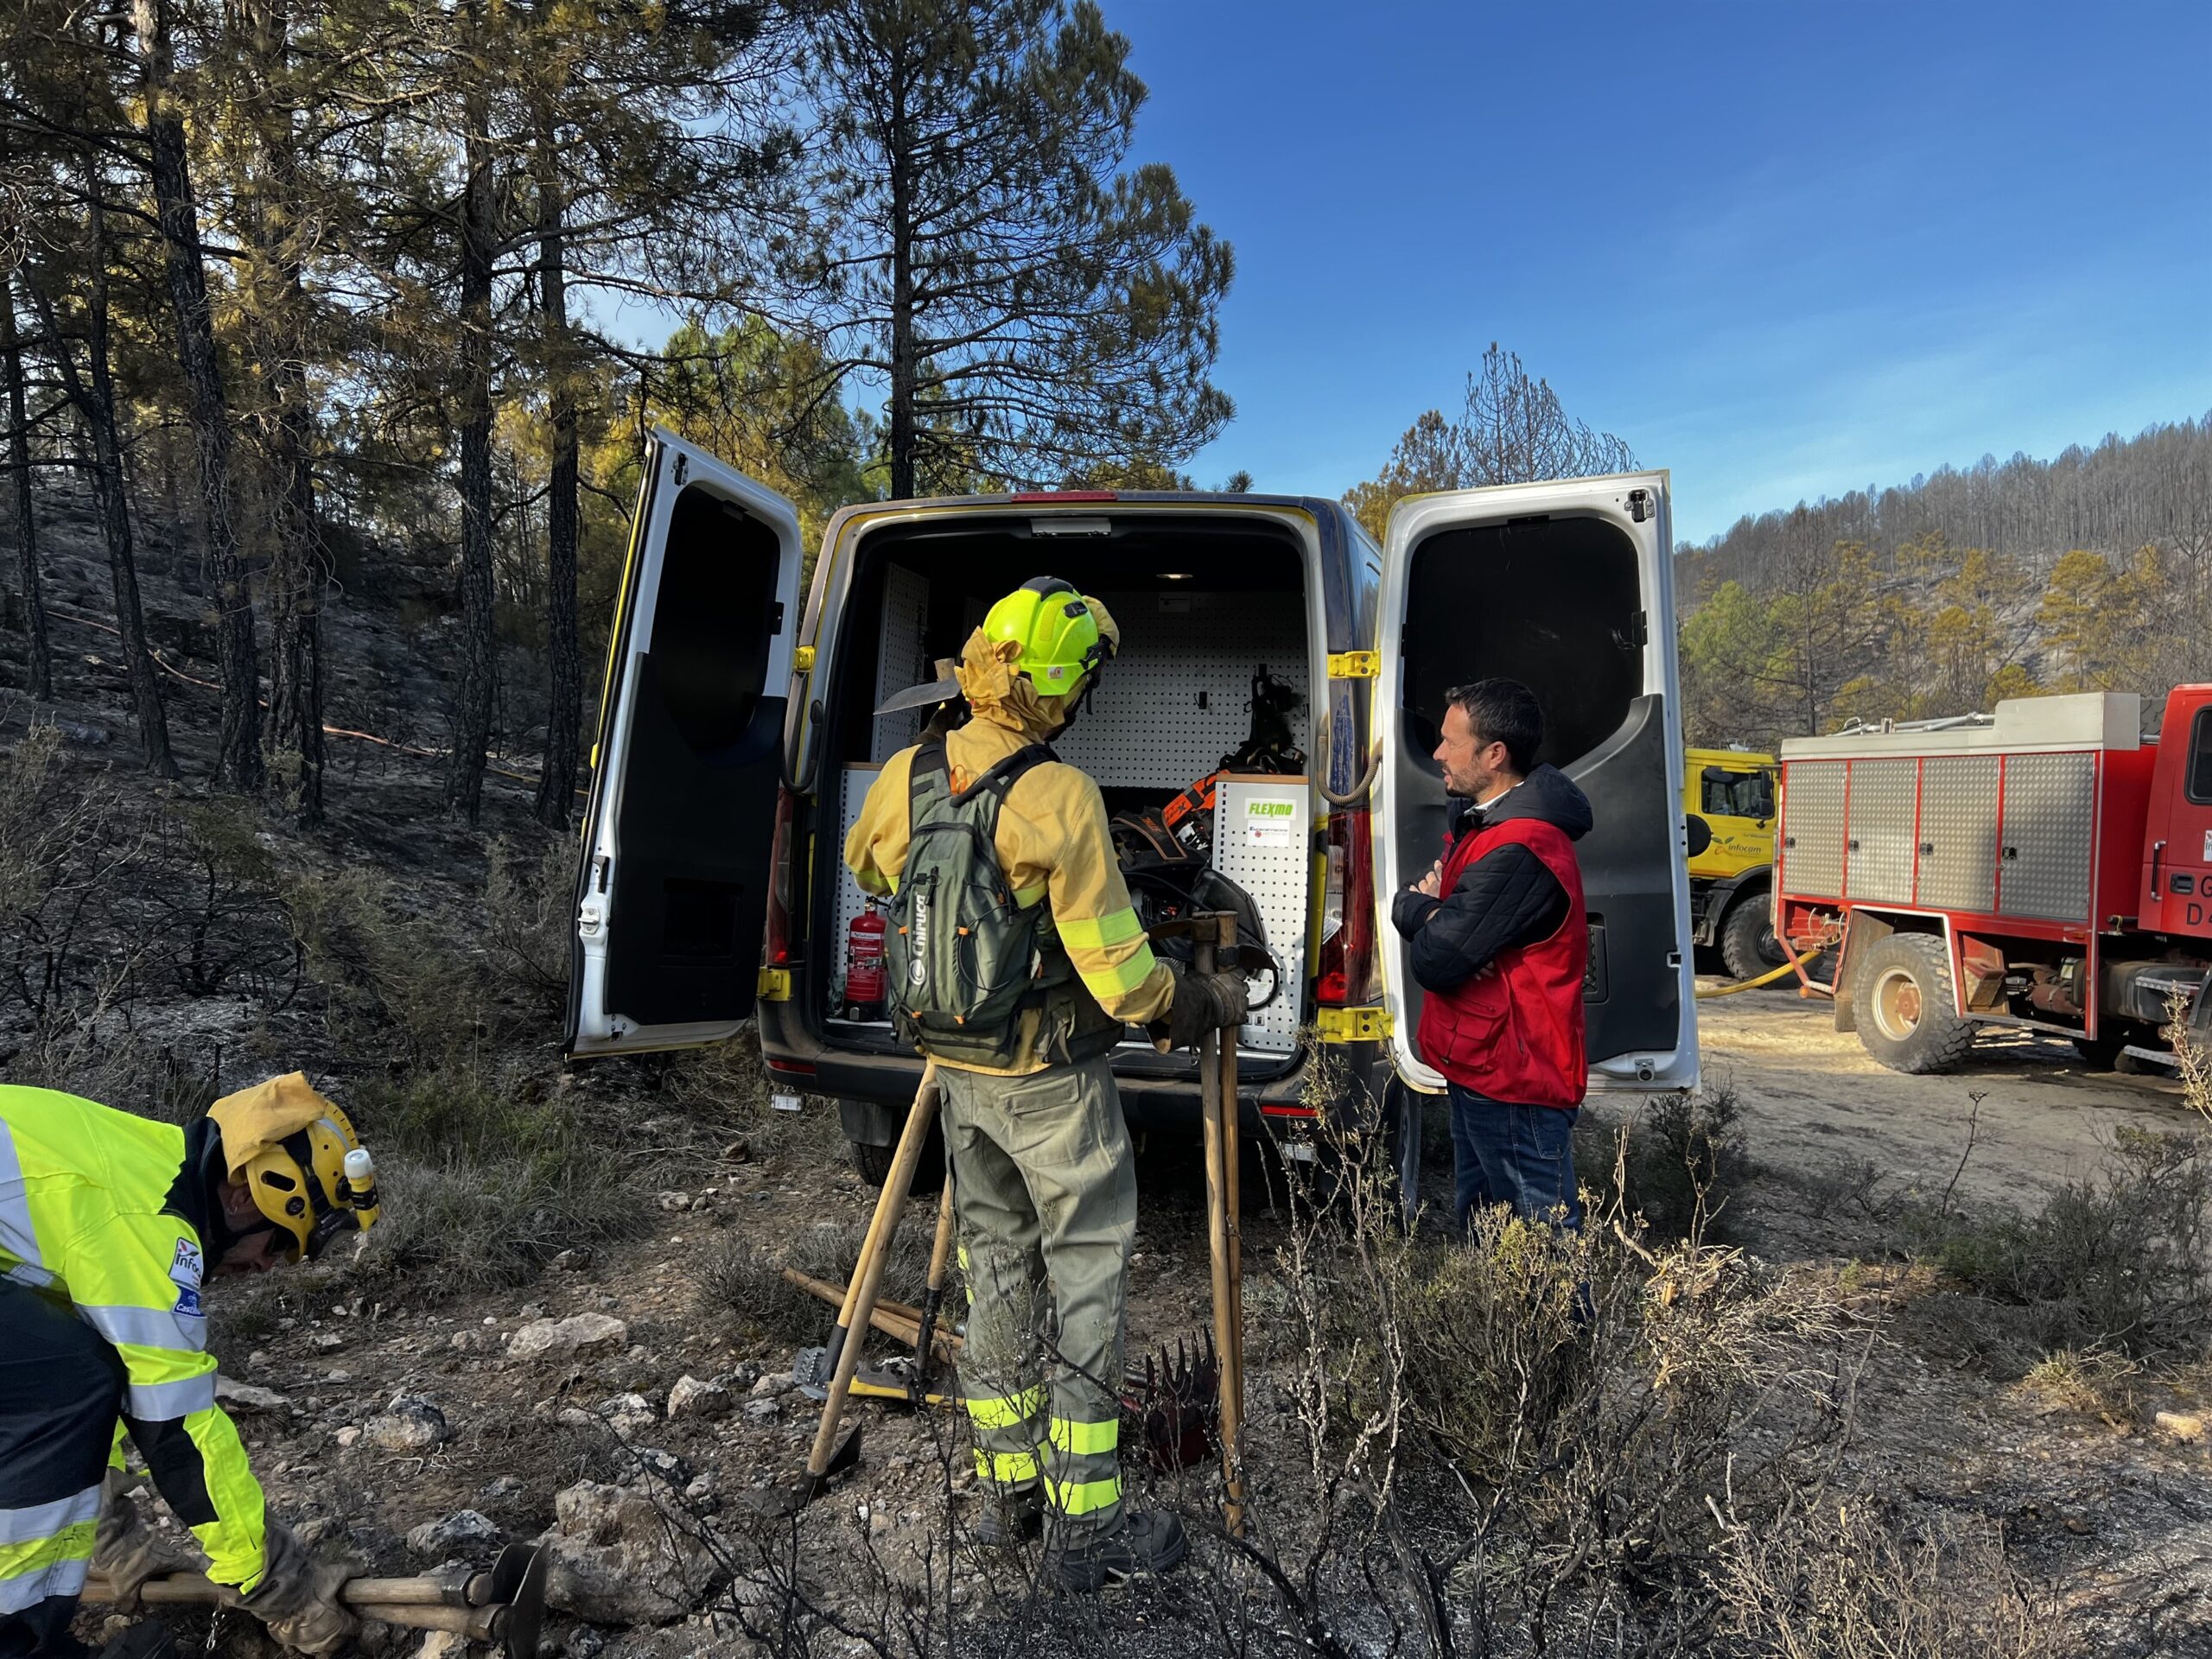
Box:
[1675,415,2212,749]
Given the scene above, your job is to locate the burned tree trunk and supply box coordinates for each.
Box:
[446,72,499,823]
[244,0,326,822]
[20,175,176,776]
[3,287,52,701]
[137,0,262,790]
[533,119,580,829]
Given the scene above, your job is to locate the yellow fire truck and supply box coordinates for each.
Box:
[1684,747,1786,978]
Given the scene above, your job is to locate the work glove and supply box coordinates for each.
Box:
[238,1517,356,1657]
[92,1470,197,1612]
[1148,962,1249,1052]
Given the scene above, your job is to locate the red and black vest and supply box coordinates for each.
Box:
[1414,814,1589,1108]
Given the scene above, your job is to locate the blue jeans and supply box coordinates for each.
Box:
[1448,1084,1582,1231]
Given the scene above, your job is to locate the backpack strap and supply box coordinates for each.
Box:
[950,741,1058,806]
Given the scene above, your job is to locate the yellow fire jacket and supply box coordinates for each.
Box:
[845,634,1175,1075]
[0,1086,270,1591]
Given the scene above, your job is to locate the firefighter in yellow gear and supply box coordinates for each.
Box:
[1,1075,380,1659]
[846,578,1246,1592]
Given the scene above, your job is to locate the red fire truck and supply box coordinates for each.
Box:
[1774,687,2212,1074]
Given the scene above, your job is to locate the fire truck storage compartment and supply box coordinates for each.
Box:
[817,514,1314,1056]
[1778,693,2153,931]
[1388,511,1681,1063]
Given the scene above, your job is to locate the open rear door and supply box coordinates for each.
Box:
[565,429,805,1057]
[1375,473,1699,1094]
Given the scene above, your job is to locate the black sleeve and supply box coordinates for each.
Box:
[1400,843,1567,994]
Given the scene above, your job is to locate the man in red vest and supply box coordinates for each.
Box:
[1392,679,1592,1230]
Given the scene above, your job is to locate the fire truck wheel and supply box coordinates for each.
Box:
[1854,932,1974,1074]
[1719,892,1787,981]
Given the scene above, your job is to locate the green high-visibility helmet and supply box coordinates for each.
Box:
[983,576,1110,698]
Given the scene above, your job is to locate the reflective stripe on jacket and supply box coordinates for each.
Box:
[0,1087,269,1591]
[1414,818,1590,1107]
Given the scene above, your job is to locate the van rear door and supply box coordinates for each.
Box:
[564,429,806,1058]
[1374,474,1699,1094]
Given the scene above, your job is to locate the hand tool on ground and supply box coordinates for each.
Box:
[909,1176,958,1399]
[1196,912,1248,1535]
[748,1060,942,1516]
[84,1543,545,1659]
[779,1269,963,1359]
[791,1345,956,1407]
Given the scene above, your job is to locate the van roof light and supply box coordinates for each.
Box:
[1012,491,1116,503]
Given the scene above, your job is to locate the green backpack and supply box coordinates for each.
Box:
[885,738,1063,1068]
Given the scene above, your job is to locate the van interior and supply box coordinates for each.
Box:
[1386,513,1684,1066]
[817,512,1315,1059]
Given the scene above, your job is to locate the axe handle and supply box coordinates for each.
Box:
[85,1577,504,1638]
[804,1065,942,1480]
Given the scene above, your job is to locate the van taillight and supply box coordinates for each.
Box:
[1314,808,1376,1005]
[765,786,798,965]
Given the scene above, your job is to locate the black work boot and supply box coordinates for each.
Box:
[1046,1510,1187,1592]
[972,1484,1044,1546]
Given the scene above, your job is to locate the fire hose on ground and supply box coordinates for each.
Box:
[1694,942,1834,1000]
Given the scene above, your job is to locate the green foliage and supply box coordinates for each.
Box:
[787,0,1234,496]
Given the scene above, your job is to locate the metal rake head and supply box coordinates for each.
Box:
[1123,1332,1219,1471]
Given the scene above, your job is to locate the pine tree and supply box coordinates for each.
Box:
[788,0,1232,497]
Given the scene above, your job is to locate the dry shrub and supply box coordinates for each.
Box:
[1911,1125,2211,1360]
[1233,1122,1870,1657]
[696,1217,932,1346]
[343,1065,657,1297]
[1582,1082,1751,1243]
[2017,1346,2142,1416]
[1717,1497,2057,1658]
[285,864,485,1063]
[483,835,573,1008]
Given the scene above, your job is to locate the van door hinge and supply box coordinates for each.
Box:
[1315,1005,1393,1043]
[673,453,689,486]
[757,967,793,1001]
[793,645,816,672]
[1628,486,1651,523]
[1326,651,1379,679]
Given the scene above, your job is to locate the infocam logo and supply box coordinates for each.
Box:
[1246,800,1296,818]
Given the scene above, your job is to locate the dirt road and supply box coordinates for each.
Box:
[1688,978,2201,1213]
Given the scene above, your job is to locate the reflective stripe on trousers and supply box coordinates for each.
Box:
[0,1511,96,1614]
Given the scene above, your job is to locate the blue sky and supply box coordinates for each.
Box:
[1107,0,2212,542]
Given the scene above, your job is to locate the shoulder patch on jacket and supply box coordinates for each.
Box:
[170,1237,204,1290]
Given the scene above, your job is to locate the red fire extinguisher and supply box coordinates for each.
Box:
[844,899,887,1020]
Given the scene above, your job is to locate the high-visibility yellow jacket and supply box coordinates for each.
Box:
[845,637,1174,1075]
[0,1086,270,1591]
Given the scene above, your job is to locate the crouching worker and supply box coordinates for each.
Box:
[847,578,1247,1592]
[1392,679,1592,1231]
[1,1075,381,1659]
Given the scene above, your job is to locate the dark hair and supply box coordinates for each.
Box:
[1445,678,1543,773]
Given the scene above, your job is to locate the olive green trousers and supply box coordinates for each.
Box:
[941,1054,1135,1538]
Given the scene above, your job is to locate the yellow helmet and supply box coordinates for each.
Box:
[982,577,1114,699]
[206,1073,382,1261]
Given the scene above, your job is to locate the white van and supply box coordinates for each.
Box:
[564,430,1701,1187]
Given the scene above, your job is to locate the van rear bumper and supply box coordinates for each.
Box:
[760,1001,1389,1144]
